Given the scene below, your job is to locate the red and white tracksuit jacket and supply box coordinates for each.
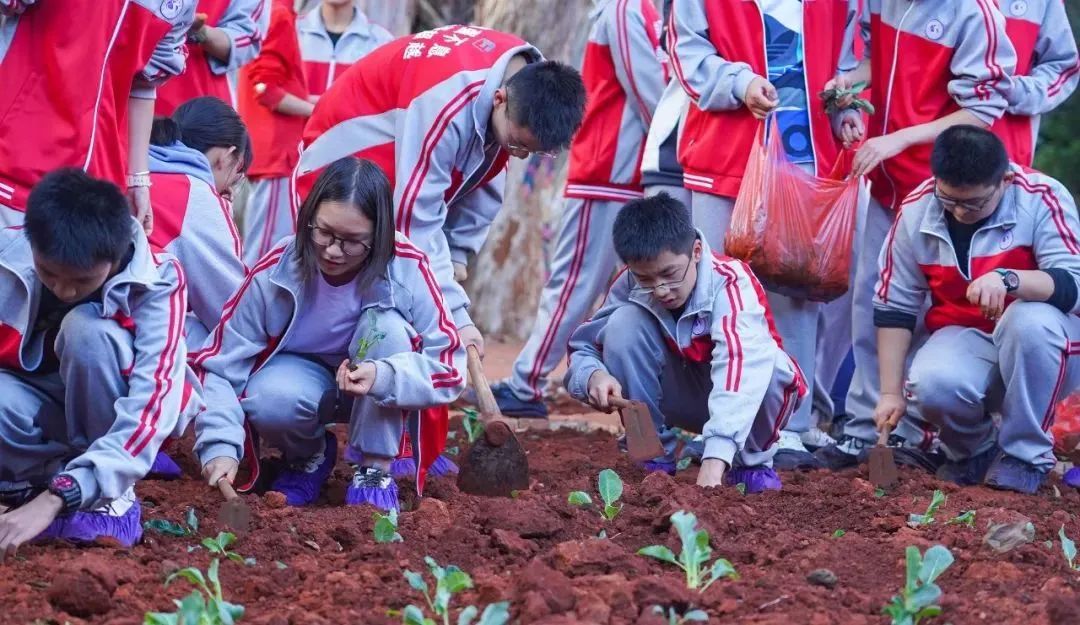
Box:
[0,222,198,507]
[668,0,856,198]
[297,26,541,329]
[297,5,393,98]
[565,0,666,202]
[991,0,1079,167]
[154,0,269,115]
[0,0,194,214]
[876,165,1080,334]
[855,0,1017,210]
[238,0,309,180]
[191,233,464,491]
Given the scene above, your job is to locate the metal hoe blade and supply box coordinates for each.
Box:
[868,427,898,488]
[610,397,665,462]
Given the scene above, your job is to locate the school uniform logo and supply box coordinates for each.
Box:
[1000,230,1014,250]
[1009,1,1028,17]
[924,19,945,41]
[691,315,708,337]
[160,0,183,21]
[473,38,496,53]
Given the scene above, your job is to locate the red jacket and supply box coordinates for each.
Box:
[238,0,308,179]
[0,0,193,213]
[668,0,852,199]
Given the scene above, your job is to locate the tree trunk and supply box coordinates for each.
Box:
[356,0,418,36]
[464,0,593,340]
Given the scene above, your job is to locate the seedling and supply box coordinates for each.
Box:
[945,511,976,528]
[832,529,846,539]
[144,507,199,537]
[882,545,954,625]
[461,408,484,444]
[820,81,876,116]
[350,310,387,370]
[567,469,624,520]
[202,532,244,564]
[735,483,747,495]
[374,508,403,544]
[676,457,693,471]
[144,559,245,625]
[400,557,509,625]
[874,488,887,498]
[907,490,947,528]
[651,605,708,624]
[638,510,738,592]
[1060,526,1078,570]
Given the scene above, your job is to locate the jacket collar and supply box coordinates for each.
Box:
[267,237,398,310]
[919,170,1020,240]
[626,230,716,320]
[299,5,374,39]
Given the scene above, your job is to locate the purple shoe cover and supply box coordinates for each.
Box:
[148,451,183,480]
[724,466,782,493]
[390,457,416,479]
[37,499,143,547]
[271,431,338,506]
[1064,467,1080,488]
[348,453,458,479]
[639,460,676,475]
[346,468,399,512]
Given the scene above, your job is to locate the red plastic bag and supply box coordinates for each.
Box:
[1053,391,1080,462]
[724,118,866,302]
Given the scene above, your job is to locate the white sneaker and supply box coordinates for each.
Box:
[800,428,837,451]
[776,430,811,453]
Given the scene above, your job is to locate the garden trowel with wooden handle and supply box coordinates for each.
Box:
[217,478,251,533]
[868,424,898,488]
[609,397,665,463]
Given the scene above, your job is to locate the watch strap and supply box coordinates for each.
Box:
[126,172,152,188]
[48,473,82,514]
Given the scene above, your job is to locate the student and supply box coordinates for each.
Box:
[872,126,1080,494]
[296,27,586,355]
[192,157,464,511]
[816,0,1018,469]
[991,0,1079,167]
[668,0,857,469]
[155,0,269,115]
[492,0,665,417]
[565,193,806,487]
[298,0,393,101]
[0,0,195,232]
[238,0,315,265]
[0,169,197,551]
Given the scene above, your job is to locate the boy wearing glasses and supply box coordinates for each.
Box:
[872,126,1080,494]
[565,193,806,490]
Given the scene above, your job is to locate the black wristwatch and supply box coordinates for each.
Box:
[47,474,82,515]
[996,269,1020,293]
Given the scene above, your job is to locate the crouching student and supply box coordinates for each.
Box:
[564,193,806,491]
[191,157,464,511]
[0,169,197,552]
[146,96,251,478]
[873,126,1080,494]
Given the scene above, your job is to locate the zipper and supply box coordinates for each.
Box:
[84,0,131,171]
[260,272,303,373]
[878,1,915,208]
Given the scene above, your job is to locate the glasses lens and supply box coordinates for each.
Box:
[342,240,370,256]
[311,226,332,246]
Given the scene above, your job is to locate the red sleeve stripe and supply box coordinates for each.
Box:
[393,241,463,388]
[713,264,745,392]
[235,35,254,49]
[666,3,700,101]
[251,0,265,23]
[1014,174,1080,255]
[1048,63,1080,97]
[124,259,187,457]
[1042,346,1070,431]
[191,247,286,366]
[617,0,653,126]
[877,182,934,302]
[215,194,244,259]
[396,82,484,237]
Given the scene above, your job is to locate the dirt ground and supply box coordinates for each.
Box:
[3,340,1080,625]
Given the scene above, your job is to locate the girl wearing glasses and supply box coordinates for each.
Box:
[192,157,464,511]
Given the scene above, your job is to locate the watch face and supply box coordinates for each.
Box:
[50,474,75,490]
[1005,272,1020,290]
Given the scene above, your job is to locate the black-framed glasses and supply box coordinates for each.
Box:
[503,91,559,159]
[934,184,999,214]
[628,256,693,295]
[308,224,372,257]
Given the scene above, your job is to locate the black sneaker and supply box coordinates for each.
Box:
[884,435,946,474]
[984,454,1048,495]
[936,445,999,486]
[813,436,870,470]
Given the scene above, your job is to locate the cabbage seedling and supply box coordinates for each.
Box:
[144,507,199,537]
[202,532,244,564]
[143,559,245,625]
[567,469,624,520]
[652,606,708,624]
[907,490,946,528]
[1060,526,1078,570]
[350,309,387,370]
[461,408,484,444]
[945,511,976,528]
[400,557,508,625]
[638,510,738,592]
[374,508,403,544]
[882,545,954,625]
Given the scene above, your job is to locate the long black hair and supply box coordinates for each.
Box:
[150,96,253,172]
[295,157,396,292]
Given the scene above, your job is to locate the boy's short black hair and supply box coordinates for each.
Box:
[24,168,132,269]
[931,125,1009,188]
[613,193,696,263]
[505,60,586,152]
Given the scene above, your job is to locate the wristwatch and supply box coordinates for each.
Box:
[995,269,1020,293]
[47,473,82,515]
[126,171,151,189]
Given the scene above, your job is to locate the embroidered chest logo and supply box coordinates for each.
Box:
[924,19,945,41]
[691,315,709,337]
[1009,1,1028,17]
[1000,230,1014,250]
[159,0,183,21]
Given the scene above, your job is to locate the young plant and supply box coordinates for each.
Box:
[882,545,954,625]
[461,408,484,444]
[651,605,708,625]
[832,529,846,539]
[400,557,509,625]
[202,532,244,564]
[144,507,199,537]
[144,559,245,625]
[567,469,624,520]
[907,490,947,528]
[350,309,387,369]
[1060,526,1078,571]
[374,508,403,544]
[638,510,738,592]
[819,81,876,115]
[945,510,976,528]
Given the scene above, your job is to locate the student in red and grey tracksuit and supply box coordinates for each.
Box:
[992,0,1079,167]
[238,0,314,265]
[668,0,857,469]
[296,27,585,355]
[298,0,393,101]
[0,0,195,232]
[490,0,666,417]
[154,0,270,115]
[816,0,1019,469]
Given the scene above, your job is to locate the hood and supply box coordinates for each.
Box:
[149,142,217,189]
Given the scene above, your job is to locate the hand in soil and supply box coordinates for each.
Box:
[459,324,485,359]
[337,360,377,397]
[202,456,239,487]
[873,392,907,431]
[696,458,728,488]
[586,370,622,413]
[0,491,63,561]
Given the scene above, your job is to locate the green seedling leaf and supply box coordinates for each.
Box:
[185,508,199,534]
[945,510,976,528]
[374,509,403,544]
[598,469,623,508]
[735,483,747,495]
[148,558,245,625]
[444,446,459,456]
[274,560,288,570]
[676,457,693,471]
[918,546,954,585]
[462,408,484,444]
[702,558,738,591]
[476,602,510,625]
[832,529,846,539]
[638,545,680,566]
[441,569,473,595]
[404,570,428,593]
[602,504,622,521]
[143,519,191,537]
[642,510,736,592]
[874,488,887,498]
[907,490,947,528]
[457,605,478,625]
[402,604,429,625]
[597,529,608,539]
[882,544,954,625]
[567,491,592,507]
[1060,525,1078,570]
[353,309,387,364]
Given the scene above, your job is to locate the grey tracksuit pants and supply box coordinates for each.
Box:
[0,304,137,485]
[243,177,295,266]
[602,303,802,468]
[906,302,1080,471]
[244,309,411,462]
[508,197,624,401]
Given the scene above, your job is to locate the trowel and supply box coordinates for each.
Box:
[609,397,665,463]
[868,424,898,488]
[217,478,251,533]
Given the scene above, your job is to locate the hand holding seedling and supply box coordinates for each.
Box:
[743,76,778,120]
[586,370,622,412]
[696,458,727,488]
[0,491,63,561]
[337,360,378,397]
[202,456,239,488]
[873,392,907,432]
[966,272,1007,321]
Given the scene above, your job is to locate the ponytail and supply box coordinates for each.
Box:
[153,96,252,171]
[150,116,183,146]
